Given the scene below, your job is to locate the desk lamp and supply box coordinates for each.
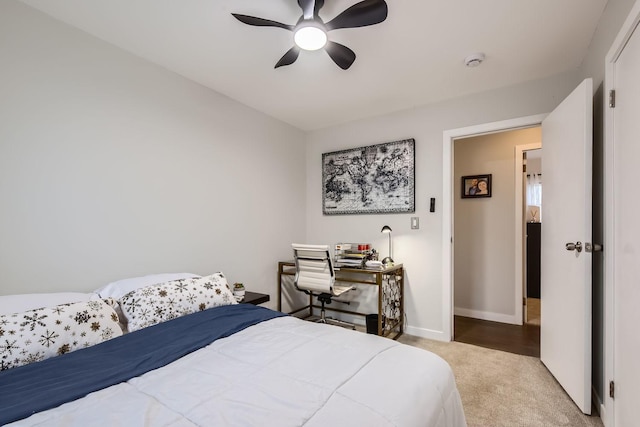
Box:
[381,225,394,266]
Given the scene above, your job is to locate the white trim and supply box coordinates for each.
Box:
[442,128,454,341]
[514,143,542,326]
[404,325,448,341]
[603,2,640,426]
[592,385,604,419]
[454,307,520,325]
[442,114,547,341]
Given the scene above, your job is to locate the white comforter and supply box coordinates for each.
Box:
[9,317,466,427]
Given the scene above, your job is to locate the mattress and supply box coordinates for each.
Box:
[1,304,466,426]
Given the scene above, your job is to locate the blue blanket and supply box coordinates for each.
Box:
[0,304,286,425]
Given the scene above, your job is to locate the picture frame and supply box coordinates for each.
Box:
[461,174,492,198]
[322,138,415,215]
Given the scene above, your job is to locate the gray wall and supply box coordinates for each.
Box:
[0,1,306,305]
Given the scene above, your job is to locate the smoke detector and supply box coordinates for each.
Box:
[464,52,485,67]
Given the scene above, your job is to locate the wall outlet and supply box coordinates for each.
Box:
[411,217,419,229]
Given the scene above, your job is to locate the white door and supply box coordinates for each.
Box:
[540,78,593,414]
[611,15,640,426]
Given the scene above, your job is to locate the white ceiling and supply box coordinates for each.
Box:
[19,0,608,131]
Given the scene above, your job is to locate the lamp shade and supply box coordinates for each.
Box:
[381,225,392,233]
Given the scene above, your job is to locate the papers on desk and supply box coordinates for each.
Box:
[335,258,364,268]
[335,259,385,269]
[365,260,384,269]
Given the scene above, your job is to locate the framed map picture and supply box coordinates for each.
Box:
[322,139,415,215]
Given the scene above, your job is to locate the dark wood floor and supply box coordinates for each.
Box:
[454,316,540,357]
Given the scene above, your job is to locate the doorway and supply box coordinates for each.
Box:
[450,127,542,356]
[441,114,547,342]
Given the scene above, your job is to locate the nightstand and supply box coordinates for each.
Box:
[241,291,270,305]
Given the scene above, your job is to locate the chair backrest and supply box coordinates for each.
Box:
[292,244,335,294]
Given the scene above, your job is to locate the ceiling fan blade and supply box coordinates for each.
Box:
[324,41,356,70]
[325,0,388,31]
[232,14,293,30]
[275,46,301,68]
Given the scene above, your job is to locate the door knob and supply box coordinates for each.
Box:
[565,241,582,252]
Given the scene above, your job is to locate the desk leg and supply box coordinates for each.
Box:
[399,267,404,336]
[277,262,283,312]
[381,268,403,339]
[377,272,383,336]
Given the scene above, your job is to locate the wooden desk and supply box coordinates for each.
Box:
[277,261,404,339]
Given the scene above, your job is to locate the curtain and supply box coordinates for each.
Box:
[526,173,542,222]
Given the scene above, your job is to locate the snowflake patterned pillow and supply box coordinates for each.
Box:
[0,299,123,371]
[119,272,238,333]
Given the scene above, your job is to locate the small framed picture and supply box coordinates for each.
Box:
[461,174,492,198]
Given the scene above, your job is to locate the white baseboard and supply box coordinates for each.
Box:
[591,386,602,416]
[404,325,450,342]
[454,307,520,325]
[591,385,607,425]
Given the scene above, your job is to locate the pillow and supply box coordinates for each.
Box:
[119,273,237,332]
[95,273,201,299]
[0,292,97,316]
[0,299,123,371]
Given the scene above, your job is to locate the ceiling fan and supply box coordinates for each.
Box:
[232,0,388,70]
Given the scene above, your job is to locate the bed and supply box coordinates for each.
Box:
[0,273,466,427]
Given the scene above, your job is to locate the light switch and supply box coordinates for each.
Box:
[411,217,419,229]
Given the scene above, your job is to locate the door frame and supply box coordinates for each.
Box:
[515,143,543,324]
[442,114,547,340]
[604,2,640,425]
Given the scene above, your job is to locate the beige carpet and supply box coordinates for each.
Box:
[398,335,603,427]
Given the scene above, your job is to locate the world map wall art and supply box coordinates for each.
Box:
[322,138,415,215]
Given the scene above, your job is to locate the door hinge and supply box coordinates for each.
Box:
[585,242,603,253]
[609,90,616,108]
[523,297,526,306]
[609,380,615,399]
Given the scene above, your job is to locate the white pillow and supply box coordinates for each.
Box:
[0,292,96,316]
[95,273,201,299]
[0,299,123,371]
[119,273,237,332]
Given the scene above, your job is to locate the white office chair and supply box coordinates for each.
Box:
[292,243,355,330]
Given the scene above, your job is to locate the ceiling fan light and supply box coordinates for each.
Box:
[294,25,327,51]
